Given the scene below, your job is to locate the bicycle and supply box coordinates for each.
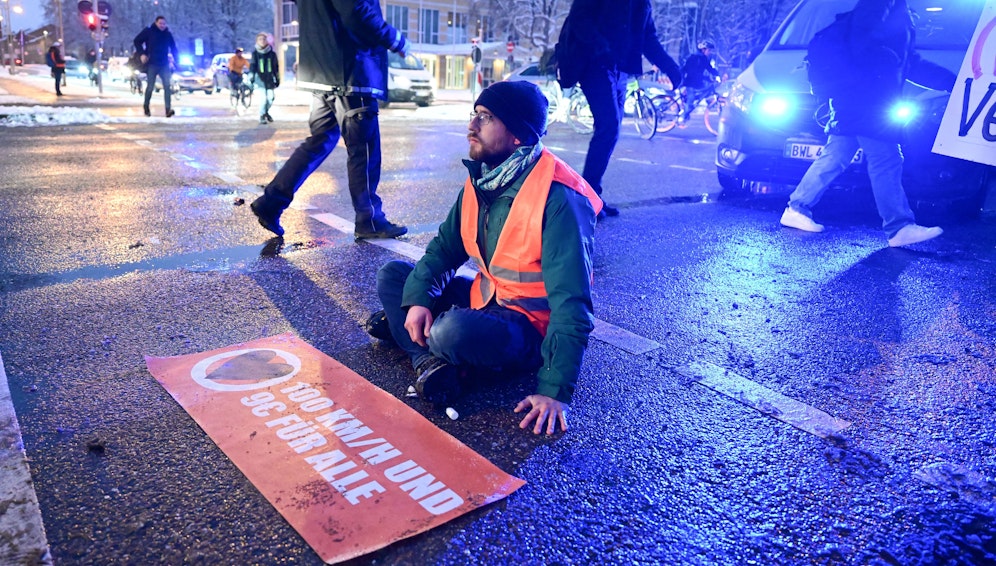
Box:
[626,72,671,140]
[128,70,145,95]
[652,80,727,136]
[565,88,593,134]
[230,79,253,115]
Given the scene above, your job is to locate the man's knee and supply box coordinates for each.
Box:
[376,260,414,294]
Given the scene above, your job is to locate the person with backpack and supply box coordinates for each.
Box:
[248,33,280,125]
[555,0,681,219]
[779,0,954,247]
[679,39,722,124]
[46,43,66,96]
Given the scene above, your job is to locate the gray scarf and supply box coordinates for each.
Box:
[477,142,543,193]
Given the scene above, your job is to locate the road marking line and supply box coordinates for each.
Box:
[677,361,851,438]
[669,164,706,172]
[214,172,246,185]
[133,139,154,147]
[95,124,114,131]
[616,158,654,165]
[915,462,996,508]
[592,319,662,354]
[0,352,53,565]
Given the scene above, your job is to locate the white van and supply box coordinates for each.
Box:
[385,52,434,107]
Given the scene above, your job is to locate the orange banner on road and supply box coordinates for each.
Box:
[145,333,524,564]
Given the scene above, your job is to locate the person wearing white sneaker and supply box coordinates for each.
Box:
[778,0,952,247]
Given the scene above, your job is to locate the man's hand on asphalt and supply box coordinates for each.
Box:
[404,305,433,347]
[515,394,569,435]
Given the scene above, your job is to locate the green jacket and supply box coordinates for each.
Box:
[401,157,597,403]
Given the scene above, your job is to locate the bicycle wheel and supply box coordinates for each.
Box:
[634,92,657,140]
[703,97,724,136]
[653,95,681,133]
[567,94,594,135]
[241,87,253,112]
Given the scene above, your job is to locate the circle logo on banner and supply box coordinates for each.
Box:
[190,348,301,391]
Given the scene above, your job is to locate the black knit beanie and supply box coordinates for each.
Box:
[474,81,548,145]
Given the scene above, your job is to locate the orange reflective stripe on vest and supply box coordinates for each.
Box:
[460,149,601,335]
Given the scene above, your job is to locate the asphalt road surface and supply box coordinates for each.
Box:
[1,72,995,565]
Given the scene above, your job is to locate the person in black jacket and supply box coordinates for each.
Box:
[133,16,179,117]
[557,0,681,218]
[248,33,280,125]
[680,39,721,122]
[779,0,951,247]
[249,0,410,239]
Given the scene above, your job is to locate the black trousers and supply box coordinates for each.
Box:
[258,92,386,230]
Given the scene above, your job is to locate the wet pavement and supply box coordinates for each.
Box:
[1,70,995,565]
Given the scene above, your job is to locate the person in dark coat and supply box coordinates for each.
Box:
[779,0,954,247]
[46,43,66,96]
[556,0,681,218]
[133,15,179,117]
[249,32,280,125]
[249,0,410,239]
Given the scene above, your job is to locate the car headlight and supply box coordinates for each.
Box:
[391,73,412,89]
[728,82,797,125]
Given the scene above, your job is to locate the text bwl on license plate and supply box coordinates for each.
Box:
[785,142,863,163]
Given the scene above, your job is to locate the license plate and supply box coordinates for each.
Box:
[785,142,863,163]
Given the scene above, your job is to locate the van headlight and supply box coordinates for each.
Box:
[391,73,412,89]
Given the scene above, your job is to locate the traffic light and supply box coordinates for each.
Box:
[86,13,98,31]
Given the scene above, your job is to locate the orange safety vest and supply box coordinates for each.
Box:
[460,149,603,335]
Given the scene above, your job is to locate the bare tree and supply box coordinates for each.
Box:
[489,0,571,50]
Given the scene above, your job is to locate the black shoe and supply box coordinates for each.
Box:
[600,203,620,217]
[143,106,151,117]
[259,116,268,125]
[414,357,461,405]
[355,219,407,239]
[265,113,274,123]
[165,109,175,118]
[250,197,285,236]
[363,310,395,343]
[56,92,63,96]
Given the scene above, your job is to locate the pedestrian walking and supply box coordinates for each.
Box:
[133,16,179,118]
[249,33,280,125]
[779,0,952,247]
[46,43,66,96]
[249,0,410,239]
[556,0,681,219]
[368,81,603,435]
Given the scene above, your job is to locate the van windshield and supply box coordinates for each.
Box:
[389,53,426,70]
[771,0,983,50]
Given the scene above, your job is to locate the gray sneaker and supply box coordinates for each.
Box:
[888,224,943,247]
[780,207,825,233]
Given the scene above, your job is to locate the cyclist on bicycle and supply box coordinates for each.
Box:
[680,40,721,122]
[228,48,251,91]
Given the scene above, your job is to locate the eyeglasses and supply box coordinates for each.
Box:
[469,111,495,126]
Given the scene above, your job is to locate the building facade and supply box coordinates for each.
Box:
[272,0,527,91]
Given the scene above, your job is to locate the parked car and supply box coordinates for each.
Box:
[384,52,434,107]
[715,0,992,214]
[210,52,252,92]
[174,63,214,94]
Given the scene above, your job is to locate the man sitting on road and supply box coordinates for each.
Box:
[367,81,603,435]
[228,48,251,91]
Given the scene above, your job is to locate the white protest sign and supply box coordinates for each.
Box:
[932,1,996,167]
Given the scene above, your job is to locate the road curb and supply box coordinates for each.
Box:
[0,352,52,565]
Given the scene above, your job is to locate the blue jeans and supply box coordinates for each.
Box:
[255,92,386,228]
[376,260,543,373]
[787,134,915,237]
[252,75,275,117]
[579,66,627,195]
[144,64,172,111]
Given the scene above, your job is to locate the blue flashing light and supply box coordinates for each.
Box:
[178,54,194,66]
[754,93,794,124]
[890,101,916,124]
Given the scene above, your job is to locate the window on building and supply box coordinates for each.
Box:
[281,0,299,41]
[420,9,439,44]
[386,5,409,35]
[448,12,469,43]
[478,16,494,42]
